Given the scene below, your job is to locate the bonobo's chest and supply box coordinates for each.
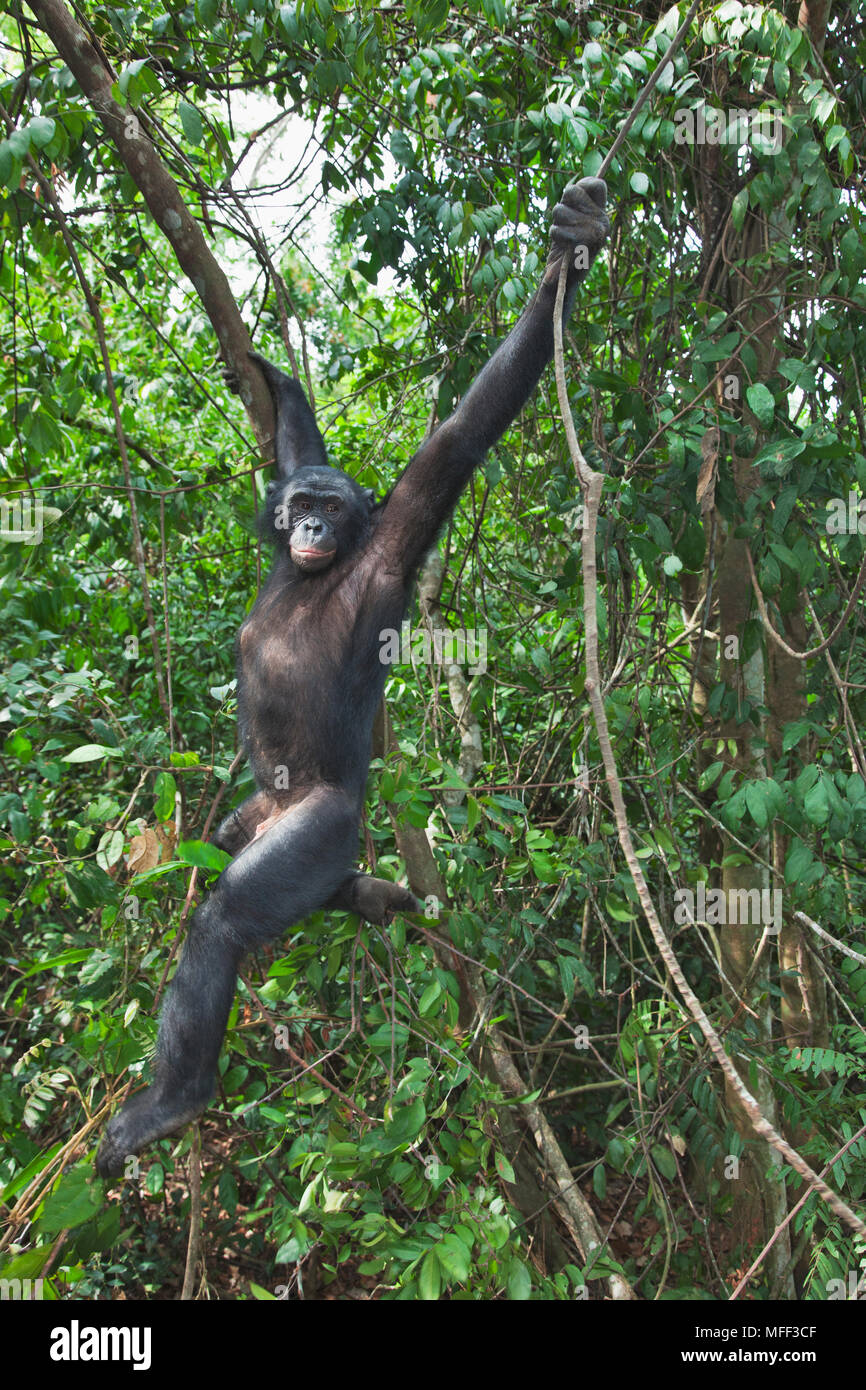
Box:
[237,565,407,697]
[236,565,407,789]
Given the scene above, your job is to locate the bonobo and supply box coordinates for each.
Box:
[96,177,609,1177]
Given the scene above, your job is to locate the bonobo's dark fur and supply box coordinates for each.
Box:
[96,178,610,1177]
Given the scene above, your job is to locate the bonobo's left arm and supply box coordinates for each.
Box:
[372,177,609,579]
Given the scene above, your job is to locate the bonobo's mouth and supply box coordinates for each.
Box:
[291,547,336,571]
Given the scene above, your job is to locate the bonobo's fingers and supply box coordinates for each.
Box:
[223,350,287,398]
[212,791,283,857]
[211,808,247,855]
[329,873,421,925]
[548,176,610,280]
[220,359,241,396]
[371,881,421,924]
[572,175,608,210]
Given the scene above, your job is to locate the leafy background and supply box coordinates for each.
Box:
[1,0,865,1300]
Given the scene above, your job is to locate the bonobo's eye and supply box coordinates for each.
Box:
[325,501,341,514]
[292,495,311,513]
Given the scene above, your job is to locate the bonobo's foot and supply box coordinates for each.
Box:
[211,806,248,855]
[96,1082,211,1179]
[219,357,243,396]
[221,349,299,400]
[211,791,281,857]
[547,176,610,280]
[330,873,420,925]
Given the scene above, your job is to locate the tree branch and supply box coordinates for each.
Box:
[26,0,273,442]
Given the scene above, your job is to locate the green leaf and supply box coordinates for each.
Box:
[179,101,204,146]
[390,130,414,167]
[606,1137,627,1172]
[784,840,813,884]
[0,141,20,189]
[745,781,769,829]
[177,839,230,871]
[803,780,829,826]
[7,128,31,157]
[275,1233,306,1263]
[418,980,442,1015]
[5,731,32,762]
[21,948,91,979]
[753,436,805,477]
[26,117,56,150]
[698,761,724,791]
[630,171,649,195]
[605,894,637,923]
[63,744,114,763]
[495,1150,516,1183]
[436,1234,471,1282]
[154,770,177,821]
[383,1097,425,1145]
[38,1166,103,1233]
[96,829,124,870]
[731,187,748,232]
[418,1249,441,1300]
[507,1259,532,1300]
[144,1164,165,1195]
[782,719,811,752]
[79,949,115,988]
[846,774,865,806]
[651,1144,677,1180]
[746,383,775,428]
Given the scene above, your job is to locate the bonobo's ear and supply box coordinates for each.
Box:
[362,487,377,510]
[248,350,328,480]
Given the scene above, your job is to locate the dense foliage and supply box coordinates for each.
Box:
[1,0,865,1301]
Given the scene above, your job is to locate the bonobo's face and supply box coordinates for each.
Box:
[267,466,373,573]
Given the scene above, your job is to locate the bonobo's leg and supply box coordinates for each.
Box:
[328,871,420,925]
[96,787,357,1178]
[211,789,277,856]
